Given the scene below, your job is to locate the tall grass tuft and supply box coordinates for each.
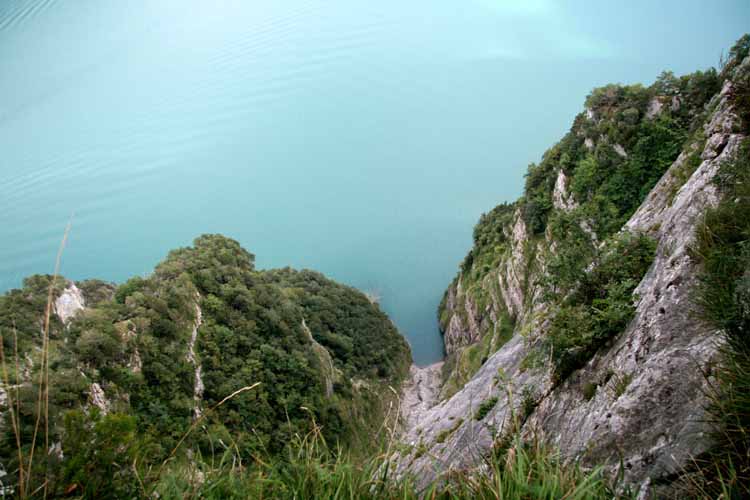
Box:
[150,424,617,500]
[0,222,70,498]
[685,139,750,497]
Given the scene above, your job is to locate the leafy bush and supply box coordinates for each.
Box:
[520,386,538,419]
[609,372,633,399]
[582,382,598,401]
[731,64,750,134]
[59,410,141,499]
[520,133,588,235]
[547,232,656,383]
[475,396,499,421]
[0,234,412,496]
[541,209,596,299]
[721,34,750,77]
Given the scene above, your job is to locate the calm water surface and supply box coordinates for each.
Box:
[1,0,746,363]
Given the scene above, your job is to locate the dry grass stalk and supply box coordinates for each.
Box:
[2,221,71,499]
[0,325,24,495]
[156,382,262,481]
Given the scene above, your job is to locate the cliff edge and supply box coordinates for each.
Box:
[396,43,750,497]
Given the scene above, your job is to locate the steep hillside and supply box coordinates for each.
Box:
[2,34,749,500]
[396,37,750,496]
[0,235,411,497]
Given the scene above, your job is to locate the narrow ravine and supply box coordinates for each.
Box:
[186,298,204,419]
[399,362,443,436]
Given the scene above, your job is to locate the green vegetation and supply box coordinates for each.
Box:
[19,389,620,498]
[439,61,719,396]
[440,310,514,400]
[665,140,705,205]
[435,418,463,444]
[721,34,750,80]
[413,440,428,460]
[724,35,750,135]
[520,67,718,240]
[150,426,616,499]
[520,386,539,419]
[685,140,750,497]
[0,234,411,497]
[609,372,633,399]
[438,203,515,334]
[479,435,618,500]
[460,203,515,277]
[582,382,597,401]
[541,209,596,299]
[475,396,499,421]
[546,231,656,383]
[1,34,746,500]
[430,37,749,498]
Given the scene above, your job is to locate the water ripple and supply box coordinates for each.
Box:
[0,0,57,32]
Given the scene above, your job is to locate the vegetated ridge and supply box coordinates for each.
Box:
[0,234,411,497]
[1,35,749,500]
[394,35,750,498]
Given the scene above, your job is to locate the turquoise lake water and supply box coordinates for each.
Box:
[1,0,747,364]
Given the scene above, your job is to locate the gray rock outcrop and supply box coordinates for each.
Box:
[54,281,85,324]
[396,54,749,496]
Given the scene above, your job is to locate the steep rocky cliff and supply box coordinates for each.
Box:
[396,46,750,496]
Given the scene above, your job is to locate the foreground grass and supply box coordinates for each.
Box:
[0,267,617,499]
[151,427,616,500]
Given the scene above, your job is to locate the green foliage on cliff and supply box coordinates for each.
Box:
[459,202,515,277]
[0,234,411,497]
[263,267,410,382]
[440,309,514,401]
[440,60,720,391]
[721,34,750,81]
[546,232,656,383]
[520,67,718,239]
[474,396,499,421]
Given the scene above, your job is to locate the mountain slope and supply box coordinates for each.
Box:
[395,39,750,496]
[0,234,411,496]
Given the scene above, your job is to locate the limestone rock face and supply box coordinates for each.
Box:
[440,207,539,359]
[397,55,749,495]
[442,281,483,354]
[552,169,577,211]
[54,281,85,324]
[646,96,664,119]
[186,299,205,418]
[501,211,533,320]
[89,382,110,414]
[400,363,443,434]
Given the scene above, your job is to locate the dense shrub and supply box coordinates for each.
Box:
[541,209,596,299]
[547,232,656,383]
[475,396,499,421]
[721,34,750,78]
[59,410,141,499]
[0,234,411,496]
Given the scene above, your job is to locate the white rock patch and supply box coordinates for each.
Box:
[186,301,204,419]
[54,282,85,324]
